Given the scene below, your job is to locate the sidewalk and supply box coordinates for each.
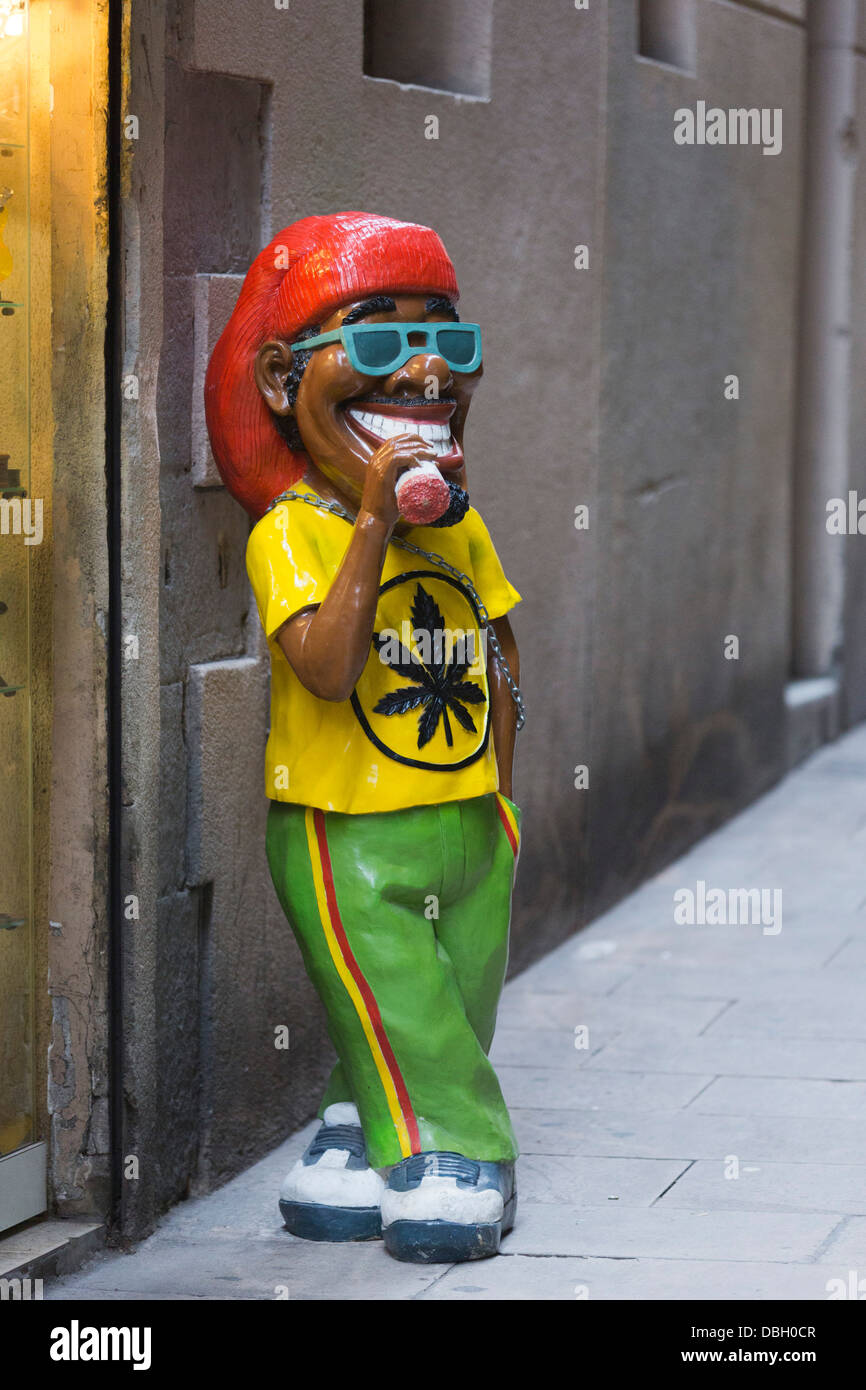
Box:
[47,726,866,1300]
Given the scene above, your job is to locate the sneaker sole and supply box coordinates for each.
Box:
[383,1189,517,1263]
[384,1217,502,1263]
[279,1199,382,1242]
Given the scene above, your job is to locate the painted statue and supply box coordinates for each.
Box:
[205,212,524,1264]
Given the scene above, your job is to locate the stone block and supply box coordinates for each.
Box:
[497,1064,711,1112]
[692,1076,866,1120]
[511,1105,866,1163]
[191,274,244,489]
[503,1202,839,1262]
[421,1254,834,1301]
[657,1157,866,1215]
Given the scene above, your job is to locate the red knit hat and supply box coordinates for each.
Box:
[204,212,459,518]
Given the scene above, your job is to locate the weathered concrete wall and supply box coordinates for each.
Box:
[117,0,167,1239]
[45,0,111,1221]
[588,0,805,912]
[363,0,494,97]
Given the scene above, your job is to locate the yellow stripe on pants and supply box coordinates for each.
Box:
[304,807,414,1158]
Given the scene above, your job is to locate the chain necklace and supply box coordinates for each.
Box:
[267,487,526,730]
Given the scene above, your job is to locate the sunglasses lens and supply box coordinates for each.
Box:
[353,328,402,370]
[436,327,477,367]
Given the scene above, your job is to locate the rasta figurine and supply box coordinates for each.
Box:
[205,212,524,1264]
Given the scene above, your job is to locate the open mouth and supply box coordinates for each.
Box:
[345,400,463,466]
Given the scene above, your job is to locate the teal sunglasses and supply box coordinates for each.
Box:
[291,321,482,376]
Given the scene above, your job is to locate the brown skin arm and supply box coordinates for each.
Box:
[488,614,519,800]
[276,432,436,701]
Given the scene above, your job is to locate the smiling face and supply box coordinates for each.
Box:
[255,293,483,514]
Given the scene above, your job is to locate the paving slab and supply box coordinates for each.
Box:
[610,962,866,1003]
[496,1065,713,1112]
[45,1235,444,1302]
[656,1159,866,1216]
[489,1025,607,1068]
[690,1077,866,1121]
[539,930,858,977]
[704,996,866,1041]
[420,1256,842,1301]
[498,994,730,1039]
[512,1108,866,1164]
[513,958,635,997]
[502,1205,840,1263]
[517,1153,689,1206]
[586,1035,866,1081]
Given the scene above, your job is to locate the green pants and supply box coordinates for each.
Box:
[266,792,521,1169]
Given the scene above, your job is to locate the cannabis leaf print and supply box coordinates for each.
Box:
[372,583,485,749]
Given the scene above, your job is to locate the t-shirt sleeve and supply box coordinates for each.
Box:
[466,509,522,621]
[246,502,333,640]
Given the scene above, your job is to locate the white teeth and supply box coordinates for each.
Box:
[348,408,453,452]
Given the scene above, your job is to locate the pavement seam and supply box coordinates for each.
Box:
[497,1251,634,1262]
[604,968,640,997]
[501,1251,837,1267]
[697,999,738,1036]
[677,1074,720,1108]
[410,1266,457,1298]
[649,1159,696,1206]
[581,1062,866,1079]
[821,936,854,967]
[808,1214,852,1264]
[519,1151,866,1164]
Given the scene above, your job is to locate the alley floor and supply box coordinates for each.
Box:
[47,726,866,1300]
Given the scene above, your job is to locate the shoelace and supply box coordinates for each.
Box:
[308,1123,367,1160]
[401,1151,481,1185]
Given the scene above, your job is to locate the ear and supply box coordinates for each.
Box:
[254,339,295,417]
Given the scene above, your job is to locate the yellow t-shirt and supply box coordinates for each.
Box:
[246,482,521,814]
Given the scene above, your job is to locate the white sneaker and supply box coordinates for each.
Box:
[381,1151,516,1263]
[279,1103,384,1241]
